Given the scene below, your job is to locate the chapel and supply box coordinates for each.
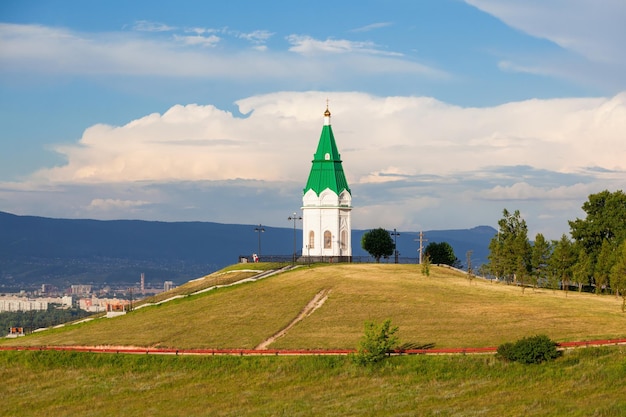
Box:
[301,106,352,261]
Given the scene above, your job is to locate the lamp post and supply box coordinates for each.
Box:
[287,212,302,264]
[391,228,400,264]
[254,224,265,261]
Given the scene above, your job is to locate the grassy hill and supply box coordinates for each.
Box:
[3,263,625,349]
[2,264,626,417]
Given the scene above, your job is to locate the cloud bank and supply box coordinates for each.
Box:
[2,91,625,239]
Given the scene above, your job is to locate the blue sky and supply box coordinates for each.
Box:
[1,0,625,239]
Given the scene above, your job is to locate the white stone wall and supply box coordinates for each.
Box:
[302,188,352,257]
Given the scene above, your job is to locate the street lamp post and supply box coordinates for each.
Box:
[391,228,400,264]
[254,224,265,261]
[287,212,302,264]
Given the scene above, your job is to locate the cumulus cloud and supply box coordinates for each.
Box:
[5,90,623,237]
[29,91,626,186]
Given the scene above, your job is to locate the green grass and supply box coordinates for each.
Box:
[2,263,626,416]
[1,264,625,349]
[1,347,625,417]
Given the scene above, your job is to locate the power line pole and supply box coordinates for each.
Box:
[414,231,428,264]
[390,228,400,264]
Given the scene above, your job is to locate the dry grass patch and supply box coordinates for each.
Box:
[1,264,625,350]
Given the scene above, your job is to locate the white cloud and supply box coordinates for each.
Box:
[132,20,176,32]
[350,22,393,33]
[286,35,402,57]
[173,34,220,47]
[465,0,626,90]
[88,198,150,210]
[5,90,623,237]
[465,0,626,64]
[238,30,274,44]
[0,24,440,80]
[28,91,626,187]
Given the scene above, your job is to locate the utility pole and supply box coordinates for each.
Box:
[414,231,428,264]
[287,213,302,264]
[254,224,265,261]
[390,228,400,264]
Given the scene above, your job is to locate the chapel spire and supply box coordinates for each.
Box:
[301,104,353,261]
[303,105,350,196]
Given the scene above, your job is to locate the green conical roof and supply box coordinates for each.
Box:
[304,109,351,196]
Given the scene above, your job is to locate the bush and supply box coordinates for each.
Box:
[352,319,399,366]
[497,335,560,364]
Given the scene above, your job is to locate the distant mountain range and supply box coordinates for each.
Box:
[0,211,496,290]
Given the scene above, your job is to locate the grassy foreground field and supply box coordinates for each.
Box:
[1,347,625,417]
[2,264,625,349]
[2,264,626,416]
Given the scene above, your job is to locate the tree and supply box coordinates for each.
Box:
[550,234,576,294]
[353,319,399,365]
[488,209,531,286]
[609,240,626,312]
[361,228,395,263]
[572,246,593,292]
[569,190,626,263]
[424,241,459,267]
[531,233,552,289]
[594,240,615,294]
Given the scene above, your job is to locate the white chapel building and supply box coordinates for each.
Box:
[301,106,352,262]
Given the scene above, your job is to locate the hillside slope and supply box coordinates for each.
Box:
[2,264,624,350]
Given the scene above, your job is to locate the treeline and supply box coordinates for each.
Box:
[484,190,626,311]
[0,305,91,333]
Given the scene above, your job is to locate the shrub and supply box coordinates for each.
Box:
[352,319,399,366]
[497,335,560,364]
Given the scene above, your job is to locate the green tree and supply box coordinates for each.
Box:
[361,228,395,263]
[609,240,626,312]
[595,240,615,294]
[572,246,593,292]
[488,209,531,286]
[569,190,626,263]
[424,242,459,267]
[353,319,399,365]
[550,234,576,294]
[531,233,552,289]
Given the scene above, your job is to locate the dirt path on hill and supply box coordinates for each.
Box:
[255,288,331,350]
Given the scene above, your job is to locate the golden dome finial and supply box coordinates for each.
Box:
[324,99,331,117]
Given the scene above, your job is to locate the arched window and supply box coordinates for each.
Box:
[308,231,315,249]
[340,230,347,250]
[324,231,332,249]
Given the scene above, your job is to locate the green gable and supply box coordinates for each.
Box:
[304,124,351,196]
